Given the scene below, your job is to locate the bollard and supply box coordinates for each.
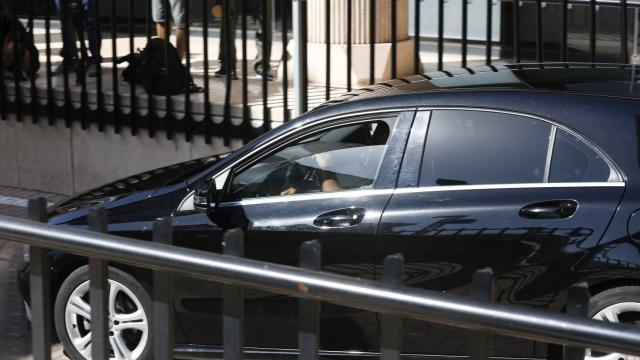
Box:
[28,198,51,360]
[88,208,109,360]
[471,268,494,360]
[223,228,245,360]
[381,254,405,360]
[153,217,174,360]
[299,240,321,360]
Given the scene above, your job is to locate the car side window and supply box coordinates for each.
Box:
[549,129,615,182]
[228,118,397,201]
[420,110,551,186]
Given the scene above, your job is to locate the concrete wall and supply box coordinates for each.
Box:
[0,115,243,195]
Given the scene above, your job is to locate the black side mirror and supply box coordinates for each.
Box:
[194,181,218,213]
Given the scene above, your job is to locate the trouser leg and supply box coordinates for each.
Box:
[253,0,272,73]
[59,0,79,65]
[83,0,101,64]
[219,0,238,71]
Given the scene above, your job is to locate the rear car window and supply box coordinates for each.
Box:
[420,110,551,186]
[549,129,614,183]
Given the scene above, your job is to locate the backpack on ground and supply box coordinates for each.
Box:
[1,15,40,80]
[118,38,199,96]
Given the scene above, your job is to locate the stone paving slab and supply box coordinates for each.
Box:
[0,186,67,360]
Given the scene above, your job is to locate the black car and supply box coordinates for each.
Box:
[17,63,640,360]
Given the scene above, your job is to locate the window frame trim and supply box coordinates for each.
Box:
[414,107,625,186]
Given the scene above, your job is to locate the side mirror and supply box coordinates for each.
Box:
[194,181,218,213]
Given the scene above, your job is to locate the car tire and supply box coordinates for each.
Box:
[586,286,640,360]
[54,265,152,360]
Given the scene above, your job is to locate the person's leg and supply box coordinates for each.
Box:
[83,0,101,65]
[57,0,79,71]
[217,0,237,73]
[170,0,187,59]
[152,0,168,39]
[253,0,272,75]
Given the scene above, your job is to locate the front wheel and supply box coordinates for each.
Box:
[54,266,152,360]
[586,286,640,360]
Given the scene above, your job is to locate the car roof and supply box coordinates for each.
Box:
[313,63,640,111]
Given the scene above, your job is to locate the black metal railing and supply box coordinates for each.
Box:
[0,0,638,143]
[0,198,639,359]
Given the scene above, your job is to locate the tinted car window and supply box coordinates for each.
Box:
[229,118,397,200]
[549,129,614,182]
[420,110,551,186]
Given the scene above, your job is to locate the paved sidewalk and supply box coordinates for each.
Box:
[0,186,67,360]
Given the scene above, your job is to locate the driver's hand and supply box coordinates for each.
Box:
[280,187,297,196]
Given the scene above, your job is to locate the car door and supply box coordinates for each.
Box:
[172,110,415,351]
[377,109,625,357]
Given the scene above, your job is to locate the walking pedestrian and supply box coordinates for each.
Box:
[54,0,101,78]
[152,0,188,60]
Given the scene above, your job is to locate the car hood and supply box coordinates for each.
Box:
[49,154,227,219]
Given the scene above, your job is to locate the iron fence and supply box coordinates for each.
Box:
[0,198,639,359]
[1,0,639,144]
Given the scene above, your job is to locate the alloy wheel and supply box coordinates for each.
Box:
[585,302,640,360]
[64,279,149,360]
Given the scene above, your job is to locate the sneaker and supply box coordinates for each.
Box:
[214,67,238,79]
[256,69,274,81]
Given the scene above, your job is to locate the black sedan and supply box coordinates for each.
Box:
[17,63,640,360]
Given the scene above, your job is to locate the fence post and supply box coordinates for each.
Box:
[87,208,109,360]
[471,268,494,360]
[292,0,308,116]
[563,283,590,360]
[381,254,404,360]
[28,198,51,360]
[153,217,174,360]
[223,229,245,360]
[299,240,321,360]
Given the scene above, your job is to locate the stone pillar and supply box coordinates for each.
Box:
[306,0,417,86]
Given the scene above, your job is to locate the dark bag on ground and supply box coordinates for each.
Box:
[118,38,199,96]
[0,15,40,80]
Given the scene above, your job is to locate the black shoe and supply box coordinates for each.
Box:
[256,69,274,81]
[86,63,99,78]
[214,67,237,79]
[53,61,76,75]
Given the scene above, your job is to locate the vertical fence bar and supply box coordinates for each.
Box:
[563,284,590,360]
[202,0,211,143]
[94,0,104,131]
[347,0,353,91]
[414,0,422,73]
[184,0,192,141]
[45,0,54,125]
[223,229,245,360]
[28,0,38,124]
[282,0,291,121]
[299,240,321,360]
[129,0,138,136]
[380,254,404,360]
[369,0,376,84]
[153,217,174,360]
[112,0,121,133]
[28,198,51,360]
[262,0,271,132]
[438,0,444,71]
[147,0,155,137]
[241,0,251,137]
[471,268,494,360]
[78,6,89,130]
[163,0,172,139]
[0,0,5,120]
[12,1,22,122]
[622,0,629,63]
[462,0,468,67]
[391,0,397,78]
[590,0,597,63]
[325,0,331,100]
[513,0,520,63]
[561,0,568,62]
[87,208,109,360]
[536,0,543,62]
[486,0,492,65]
[61,0,72,128]
[222,0,233,146]
[293,0,308,116]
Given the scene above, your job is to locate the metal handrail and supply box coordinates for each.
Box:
[1,214,639,355]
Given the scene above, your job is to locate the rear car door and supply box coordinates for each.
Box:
[173,111,415,351]
[377,109,625,357]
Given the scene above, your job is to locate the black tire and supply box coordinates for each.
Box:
[589,285,640,318]
[54,266,152,360]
